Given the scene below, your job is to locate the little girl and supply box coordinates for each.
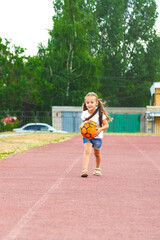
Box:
[80,92,112,177]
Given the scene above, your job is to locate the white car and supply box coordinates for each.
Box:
[13,123,67,133]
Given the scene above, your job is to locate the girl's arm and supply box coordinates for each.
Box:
[94,119,109,137]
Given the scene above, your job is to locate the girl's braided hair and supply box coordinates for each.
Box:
[83,92,112,127]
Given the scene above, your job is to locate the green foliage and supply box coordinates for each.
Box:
[94,0,159,106]
[38,0,101,107]
[0,120,20,132]
[0,0,160,110]
[0,38,44,111]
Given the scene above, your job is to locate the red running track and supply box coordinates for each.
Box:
[0,135,160,240]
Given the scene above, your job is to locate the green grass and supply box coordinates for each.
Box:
[0,132,78,161]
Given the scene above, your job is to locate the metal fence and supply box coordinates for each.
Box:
[0,110,145,133]
[0,111,52,132]
[60,112,144,133]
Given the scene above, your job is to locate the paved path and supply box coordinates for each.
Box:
[0,133,30,138]
[0,135,160,240]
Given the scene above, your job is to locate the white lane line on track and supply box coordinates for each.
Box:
[123,136,160,173]
[2,155,81,240]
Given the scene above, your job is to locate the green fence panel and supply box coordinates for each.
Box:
[107,114,142,133]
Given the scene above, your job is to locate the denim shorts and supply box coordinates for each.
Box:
[83,137,102,149]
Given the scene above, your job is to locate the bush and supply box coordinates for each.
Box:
[0,120,20,132]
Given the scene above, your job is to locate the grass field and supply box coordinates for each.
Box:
[0,131,159,161]
[0,132,78,161]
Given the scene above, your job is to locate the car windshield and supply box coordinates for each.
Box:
[39,125,49,131]
[23,125,49,131]
[24,125,37,130]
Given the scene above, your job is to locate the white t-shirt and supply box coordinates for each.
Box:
[81,110,106,139]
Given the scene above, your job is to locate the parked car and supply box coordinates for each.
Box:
[12,123,67,133]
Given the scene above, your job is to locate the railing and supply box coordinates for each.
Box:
[0,111,145,133]
[0,111,52,132]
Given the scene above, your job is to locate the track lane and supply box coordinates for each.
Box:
[0,135,160,240]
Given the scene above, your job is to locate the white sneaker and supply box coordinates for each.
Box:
[81,169,88,177]
[93,168,102,176]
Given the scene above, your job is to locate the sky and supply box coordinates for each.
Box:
[0,0,160,57]
[0,0,53,56]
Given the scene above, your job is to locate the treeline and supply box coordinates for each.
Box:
[0,0,160,111]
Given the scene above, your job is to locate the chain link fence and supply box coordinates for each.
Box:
[0,111,52,132]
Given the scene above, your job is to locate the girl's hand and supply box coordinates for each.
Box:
[93,119,109,137]
[93,128,102,137]
[80,122,84,129]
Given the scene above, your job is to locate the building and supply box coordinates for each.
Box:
[146,82,160,133]
[52,106,146,133]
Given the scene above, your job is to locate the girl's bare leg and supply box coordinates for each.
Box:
[82,143,92,170]
[94,148,101,168]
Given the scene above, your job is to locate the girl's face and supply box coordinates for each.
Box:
[85,96,98,113]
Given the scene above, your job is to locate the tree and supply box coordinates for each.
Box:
[145,34,160,82]
[94,0,158,106]
[40,0,100,107]
[1,0,160,111]
[0,38,44,111]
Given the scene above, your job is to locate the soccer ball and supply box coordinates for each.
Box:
[80,120,99,139]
